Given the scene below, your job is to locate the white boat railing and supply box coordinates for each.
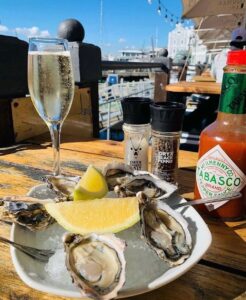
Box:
[99,79,154,139]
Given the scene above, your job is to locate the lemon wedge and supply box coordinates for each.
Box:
[73,165,108,200]
[45,197,140,234]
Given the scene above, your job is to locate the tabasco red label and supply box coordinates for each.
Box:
[196,145,246,211]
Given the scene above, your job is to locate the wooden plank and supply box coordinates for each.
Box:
[1,217,246,300]
[165,81,221,95]
[0,145,122,196]
[202,218,246,272]
[136,264,246,300]
[11,97,48,142]
[0,143,245,271]
[154,72,168,102]
[193,75,216,82]
[11,88,94,143]
[0,141,245,299]
[0,221,245,300]
[62,87,93,139]
[225,220,246,241]
[25,137,199,168]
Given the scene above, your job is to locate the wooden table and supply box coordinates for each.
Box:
[165,81,221,95]
[165,81,221,104]
[0,137,245,300]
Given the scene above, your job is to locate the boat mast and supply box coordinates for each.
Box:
[99,0,103,47]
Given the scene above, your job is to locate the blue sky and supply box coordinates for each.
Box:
[0,0,192,54]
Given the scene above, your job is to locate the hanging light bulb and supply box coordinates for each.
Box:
[164,14,168,22]
[157,0,161,15]
[147,0,152,4]
[170,13,174,25]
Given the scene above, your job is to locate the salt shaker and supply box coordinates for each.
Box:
[150,102,186,184]
[121,97,152,171]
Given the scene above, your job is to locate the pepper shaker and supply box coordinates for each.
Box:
[150,102,186,184]
[121,97,152,171]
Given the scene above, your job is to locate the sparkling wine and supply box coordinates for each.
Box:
[28,51,74,124]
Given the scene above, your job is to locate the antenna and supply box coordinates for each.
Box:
[151,36,155,57]
[99,0,103,47]
[155,27,158,49]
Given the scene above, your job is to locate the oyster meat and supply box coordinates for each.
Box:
[114,173,177,200]
[45,175,80,201]
[63,233,126,300]
[102,162,134,191]
[139,197,192,266]
[0,196,54,231]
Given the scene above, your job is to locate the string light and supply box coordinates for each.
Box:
[153,0,190,27]
[157,0,161,15]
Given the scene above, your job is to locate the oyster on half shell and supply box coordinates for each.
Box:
[45,175,80,201]
[102,162,134,191]
[103,163,177,200]
[114,173,177,200]
[63,233,126,300]
[0,196,54,231]
[139,196,192,266]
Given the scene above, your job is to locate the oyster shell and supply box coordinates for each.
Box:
[0,196,54,231]
[114,173,177,200]
[139,197,192,266]
[45,175,80,201]
[63,233,126,300]
[102,162,134,191]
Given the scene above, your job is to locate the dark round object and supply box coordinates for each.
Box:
[121,97,152,125]
[150,102,186,132]
[57,19,85,42]
[159,48,168,57]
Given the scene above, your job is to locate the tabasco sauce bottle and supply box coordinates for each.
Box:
[194,50,246,220]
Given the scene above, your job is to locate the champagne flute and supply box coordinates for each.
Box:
[28,38,74,176]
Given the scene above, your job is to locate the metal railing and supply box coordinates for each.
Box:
[101,60,168,71]
[100,60,167,139]
[99,81,154,139]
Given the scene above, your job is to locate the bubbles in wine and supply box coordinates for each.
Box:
[28,52,74,124]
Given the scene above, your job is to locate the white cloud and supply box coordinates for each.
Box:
[39,30,50,38]
[118,38,126,44]
[15,26,50,38]
[0,25,9,32]
[0,23,50,38]
[104,42,112,47]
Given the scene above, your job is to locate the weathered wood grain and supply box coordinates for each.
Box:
[130,264,246,300]
[165,81,221,95]
[27,135,199,167]
[0,139,245,300]
[203,217,246,273]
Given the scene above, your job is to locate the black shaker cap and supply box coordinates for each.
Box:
[150,102,186,132]
[121,97,152,124]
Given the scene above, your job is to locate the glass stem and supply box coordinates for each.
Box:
[49,122,61,176]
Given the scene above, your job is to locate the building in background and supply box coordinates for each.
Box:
[168,23,207,64]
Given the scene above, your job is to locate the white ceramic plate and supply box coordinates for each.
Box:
[10,184,212,299]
